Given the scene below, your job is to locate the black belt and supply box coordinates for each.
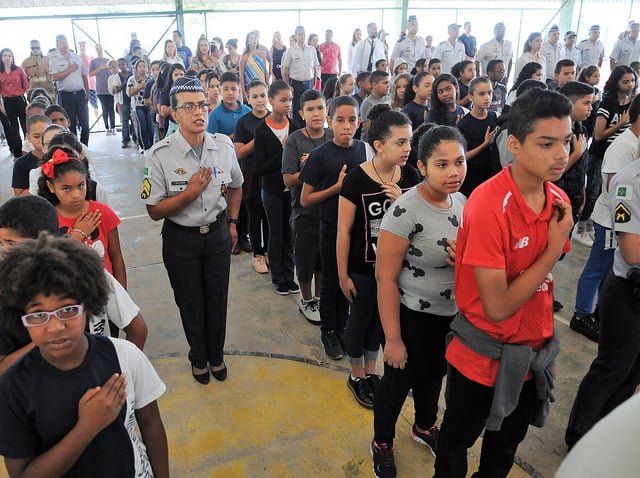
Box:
[290,79,312,84]
[165,210,226,235]
[60,90,85,95]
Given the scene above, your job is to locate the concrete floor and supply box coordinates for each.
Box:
[0,131,600,477]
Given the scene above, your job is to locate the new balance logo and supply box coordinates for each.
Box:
[514,236,529,249]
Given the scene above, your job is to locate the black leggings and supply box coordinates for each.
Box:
[373,306,452,443]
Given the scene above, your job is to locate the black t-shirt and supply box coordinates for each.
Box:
[0,326,30,358]
[234,111,270,196]
[340,165,421,274]
[401,101,428,130]
[554,122,588,214]
[11,152,40,189]
[458,82,472,109]
[299,140,367,228]
[457,110,499,197]
[120,72,131,106]
[0,334,135,476]
[589,96,631,158]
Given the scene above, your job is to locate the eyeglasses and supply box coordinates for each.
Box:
[492,70,506,74]
[174,102,209,112]
[21,304,84,327]
[31,46,41,50]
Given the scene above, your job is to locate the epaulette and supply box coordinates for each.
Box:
[149,138,172,154]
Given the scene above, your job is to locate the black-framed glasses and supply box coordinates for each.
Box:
[174,102,209,112]
[31,46,41,50]
[21,304,85,327]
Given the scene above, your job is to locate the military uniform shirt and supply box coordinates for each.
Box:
[49,51,86,92]
[562,45,582,67]
[282,44,319,82]
[577,39,605,67]
[142,129,243,226]
[610,160,640,278]
[610,38,639,66]
[390,36,426,70]
[476,38,513,76]
[433,40,466,76]
[541,40,563,80]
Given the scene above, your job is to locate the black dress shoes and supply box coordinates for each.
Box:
[211,363,227,381]
[192,365,210,385]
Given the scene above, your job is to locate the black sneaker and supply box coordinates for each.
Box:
[370,440,396,478]
[347,375,374,409]
[570,312,599,342]
[321,330,343,360]
[553,299,563,312]
[366,374,382,400]
[274,282,289,296]
[411,423,439,456]
[239,235,253,253]
[336,327,346,352]
[286,280,300,294]
[592,304,600,322]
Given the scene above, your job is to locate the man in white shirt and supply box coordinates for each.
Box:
[49,34,90,145]
[351,23,386,76]
[562,31,582,71]
[541,24,563,82]
[433,24,465,76]
[390,15,425,73]
[475,22,513,80]
[282,25,320,116]
[577,25,605,68]
[611,22,640,69]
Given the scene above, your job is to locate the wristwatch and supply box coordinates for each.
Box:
[227,218,240,225]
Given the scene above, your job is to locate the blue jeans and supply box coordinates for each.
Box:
[135,106,155,150]
[574,222,616,317]
[261,189,294,285]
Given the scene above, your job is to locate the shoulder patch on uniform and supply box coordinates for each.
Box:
[615,202,631,223]
[141,177,151,200]
[616,185,632,200]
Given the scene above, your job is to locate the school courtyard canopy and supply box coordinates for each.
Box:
[0,0,638,70]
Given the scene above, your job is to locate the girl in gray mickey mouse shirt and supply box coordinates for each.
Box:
[370,124,467,476]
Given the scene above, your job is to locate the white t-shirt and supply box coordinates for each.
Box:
[88,271,140,336]
[555,393,640,478]
[591,128,640,228]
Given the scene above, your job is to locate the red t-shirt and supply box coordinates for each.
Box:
[57,200,121,274]
[319,42,341,75]
[447,166,570,387]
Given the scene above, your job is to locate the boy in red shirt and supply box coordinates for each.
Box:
[433,89,574,478]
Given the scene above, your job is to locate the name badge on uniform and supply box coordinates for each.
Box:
[170,180,189,192]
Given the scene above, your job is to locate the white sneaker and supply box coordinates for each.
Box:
[251,255,269,274]
[573,231,594,247]
[299,299,321,325]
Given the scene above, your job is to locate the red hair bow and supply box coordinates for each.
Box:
[42,149,73,178]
